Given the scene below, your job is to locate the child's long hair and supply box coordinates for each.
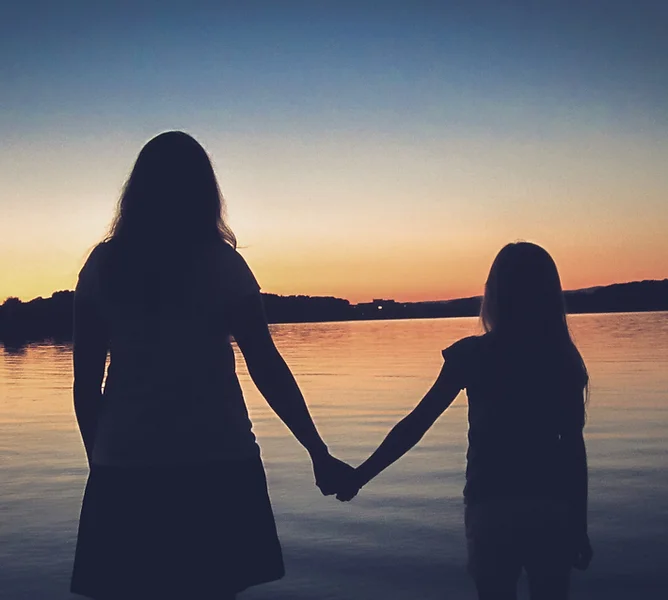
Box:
[480,242,589,396]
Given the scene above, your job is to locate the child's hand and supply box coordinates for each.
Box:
[335,468,364,502]
[312,453,356,496]
[572,533,593,570]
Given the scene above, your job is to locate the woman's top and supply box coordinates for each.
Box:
[75,241,262,466]
[442,333,586,505]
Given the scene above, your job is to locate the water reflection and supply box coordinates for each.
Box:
[1,313,667,599]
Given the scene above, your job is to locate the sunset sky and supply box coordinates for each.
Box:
[1,1,667,303]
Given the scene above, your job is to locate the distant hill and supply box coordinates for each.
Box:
[563,280,668,314]
[1,279,666,346]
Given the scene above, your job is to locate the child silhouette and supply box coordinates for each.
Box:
[337,242,592,600]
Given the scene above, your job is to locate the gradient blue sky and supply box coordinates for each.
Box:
[2,1,667,302]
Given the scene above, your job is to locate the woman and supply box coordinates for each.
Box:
[337,242,593,600]
[71,131,352,599]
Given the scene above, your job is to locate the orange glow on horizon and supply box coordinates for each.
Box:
[3,233,665,305]
[2,129,667,304]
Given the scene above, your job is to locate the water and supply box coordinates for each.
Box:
[1,313,667,599]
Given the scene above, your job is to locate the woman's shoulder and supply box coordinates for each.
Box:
[211,242,261,295]
[79,241,112,276]
[88,240,112,258]
[213,241,250,270]
[76,242,113,297]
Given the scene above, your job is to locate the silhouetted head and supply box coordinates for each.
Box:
[481,242,567,336]
[481,241,588,394]
[108,131,236,248]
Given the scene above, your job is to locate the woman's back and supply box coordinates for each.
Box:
[76,239,261,466]
[71,132,352,599]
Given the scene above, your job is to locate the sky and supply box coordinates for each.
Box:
[1,0,667,303]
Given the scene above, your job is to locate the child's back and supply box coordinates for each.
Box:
[443,331,586,507]
[443,326,589,599]
[338,242,592,600]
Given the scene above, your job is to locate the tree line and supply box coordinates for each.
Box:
[1,279,666,346]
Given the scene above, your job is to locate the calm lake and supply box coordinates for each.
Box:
[1,313,667,599]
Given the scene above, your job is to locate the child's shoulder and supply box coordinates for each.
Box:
[442,333,490,362]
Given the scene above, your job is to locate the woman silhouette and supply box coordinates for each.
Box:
[70,131,351,599]
[337,242,593,600]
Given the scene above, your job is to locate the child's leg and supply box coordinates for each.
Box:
[474,576,521,600]
[526,570,570,600]
[465,501,522,600]
[521,498,572,600]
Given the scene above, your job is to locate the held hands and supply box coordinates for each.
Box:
[335,468,364,502]
[311,451,357,496]
[310,451,367,500]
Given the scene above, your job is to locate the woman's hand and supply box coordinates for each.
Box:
[572,533,593,570]
[311,451,356,496]
[335,468,364,502]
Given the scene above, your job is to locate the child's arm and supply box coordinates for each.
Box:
[559,384,592,569]
[336,364,462,501]
[562,425,592,569]
[563,429,588,536]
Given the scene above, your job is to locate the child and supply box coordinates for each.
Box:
[337,242,593,600]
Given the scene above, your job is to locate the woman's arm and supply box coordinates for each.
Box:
[72,288,108,464]
[336,364,462,501]
[230,293,352,494]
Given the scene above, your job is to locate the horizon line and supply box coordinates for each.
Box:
[3,276,667,307]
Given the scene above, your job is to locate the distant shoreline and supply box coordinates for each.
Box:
[1,279,666,346]
[314,307,668,325]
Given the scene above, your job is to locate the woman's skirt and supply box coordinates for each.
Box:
[71,456,284,599]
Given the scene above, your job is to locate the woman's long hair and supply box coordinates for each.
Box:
[108,131,235,248]
[480,242,589,397]
[99,131,235,308]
